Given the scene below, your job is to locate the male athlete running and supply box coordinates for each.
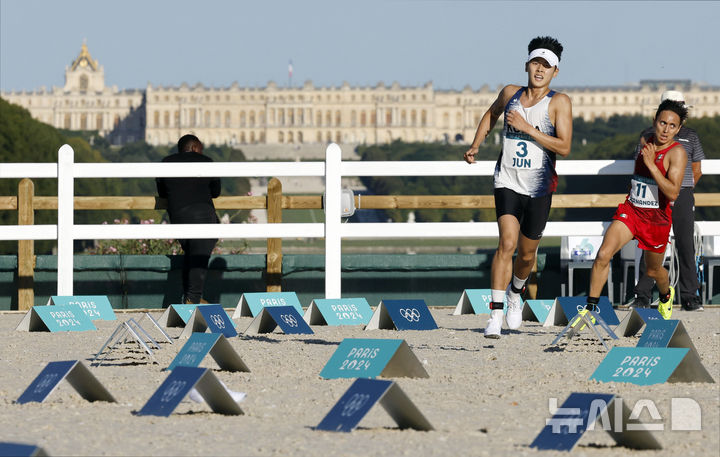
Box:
[464,36,572,338]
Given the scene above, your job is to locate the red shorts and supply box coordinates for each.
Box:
[613,201,670,253]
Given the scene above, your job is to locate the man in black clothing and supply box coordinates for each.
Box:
[156,134,221,304]
[625,91,705,311]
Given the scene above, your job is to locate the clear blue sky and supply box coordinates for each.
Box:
[1,0,718,92]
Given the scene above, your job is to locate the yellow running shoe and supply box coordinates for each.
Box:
[658,286,675,319]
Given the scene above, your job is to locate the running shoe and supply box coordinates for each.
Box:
[505,286,524,330]
[658,286,675,319]
[484,309,503,339]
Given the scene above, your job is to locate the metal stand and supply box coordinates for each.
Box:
[91,317,164,366]
[550,310,618,351]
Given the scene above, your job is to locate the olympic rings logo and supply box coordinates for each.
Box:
[341,393,370,417]
[209,314,226,329]
[280,314,298,327]
[34,373,59,394]
[160,380,187,402]
[399,308,421,322]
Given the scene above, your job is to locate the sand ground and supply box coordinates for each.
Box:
[0,307,718,457]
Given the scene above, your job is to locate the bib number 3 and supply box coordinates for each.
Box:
[516,141,528,157]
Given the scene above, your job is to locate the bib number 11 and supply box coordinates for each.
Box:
[635,182,648,198]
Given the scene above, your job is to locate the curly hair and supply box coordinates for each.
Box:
[655,100,688,123]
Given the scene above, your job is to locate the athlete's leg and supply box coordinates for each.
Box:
[485,214,520,338]
[589,221,634,298]
[513,191,551,288]
[491,214,520,290]
[646,248,675,318]
[514,232,541,281]
[645,250,670,294]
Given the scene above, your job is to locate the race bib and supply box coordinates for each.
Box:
[629,177,659,208]
[502,137,544,170]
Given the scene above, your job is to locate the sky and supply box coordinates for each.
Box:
[1,0,719,93]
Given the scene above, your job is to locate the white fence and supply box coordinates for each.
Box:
[1,143,719,298]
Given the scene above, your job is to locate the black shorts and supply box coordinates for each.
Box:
[494,187,552,240]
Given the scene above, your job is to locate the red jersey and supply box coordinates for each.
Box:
[625,139,678,226]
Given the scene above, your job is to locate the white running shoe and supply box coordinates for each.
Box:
[484,309,503,339]
[505,288,523,330]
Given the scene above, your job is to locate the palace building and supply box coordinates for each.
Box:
[3,44,720,147]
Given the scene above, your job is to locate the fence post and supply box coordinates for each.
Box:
[18,179,35,310]
[57,144,74,295]
[325,143,342,298]
[266,178,283,292]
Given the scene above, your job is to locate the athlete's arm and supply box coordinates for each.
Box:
[464,85,519,164]
[642,143,687,201]
[506,93,573,157]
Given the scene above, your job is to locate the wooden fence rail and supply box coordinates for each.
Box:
[3,176,720,309]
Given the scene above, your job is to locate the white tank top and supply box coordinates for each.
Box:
[494,88,558,197]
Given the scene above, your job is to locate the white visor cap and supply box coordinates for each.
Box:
[660,90,692,109]
[527,48,559,68]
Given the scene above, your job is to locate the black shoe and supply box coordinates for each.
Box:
[682,301,704,312]
[623,297,650,309]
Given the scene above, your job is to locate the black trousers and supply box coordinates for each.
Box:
[170,206,219,304]
[179,238,217,303]
[634,187,700,303]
